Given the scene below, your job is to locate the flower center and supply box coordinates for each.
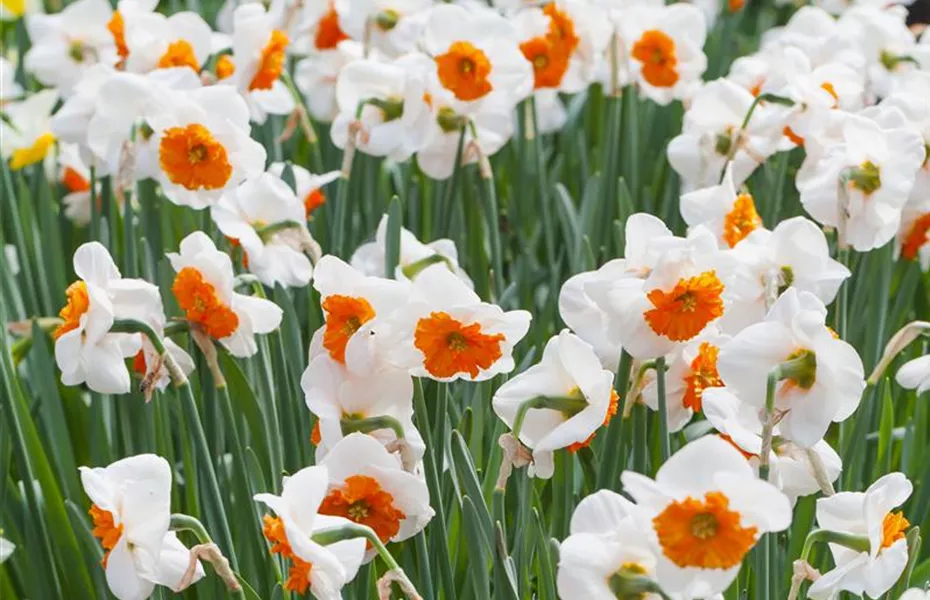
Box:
[62,166,91,193]
[157,39,200,72]
[435,41,493,102]
[901,213,930,261]
[159,124,232,191]
[782,348,817,390]
[848,160,881,195]
[414,311,505,379]
[172,267,239,339]
[315,5,349,51]
[321,295,376,364]
[108,11,128,61]
[653,491,758,569]
[319,474,406,545]
[250,30,289,91]
[881,511,909,549]
[10,132,56,171]
[54,281,90,340]
[683,342,722,412]
[631,30,679,88]
[216,55,235,80]
[520,36,568,89]
[0,0,26,17]
[723,193,762,247]
[263,515,314,594]
[644,271,725,342]
[89,504,123,567]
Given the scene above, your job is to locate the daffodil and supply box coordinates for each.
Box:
[383,264,531,382]
[680,163,765,249]
[289,0,353,55]
[334,0,431,57]
[148,86,267,209]
[0,88,58,171]
[492,330,620,478]
[312,255,409,373]
[123,10,213,75]
[808,472,914,599]
[621,435,792,597]
[319,433,434,552]
[350,214,472,287]
[717,288,865,447]
[58,143,101,226]
[896,354,930,394]
[211,172,316,288]
[254,465,367,599]
[80,454,204,599]
[267,161,341,220]
[293,40,362,122]
[167,231,283,357]
[23,0,116,94]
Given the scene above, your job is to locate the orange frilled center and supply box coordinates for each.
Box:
[717,433,757,460]
[567,388,620,453]
[215,55,236,80]
[315,6,349,51]
[305,188,326,218]
[108,11,129,61]
[902,213,930,261]
[414,311,505,379]
[644,271,725,342]
[172,267,239,339]
[319,474,406,545]
[783,125,805,147]
[159,124,232,191]
[249,30,289,91]
[321,294,376,364]
[518,3,579,90]
[89,504,123,567]
[435,41,493,102]
[653,491,758,569]
[723,193,762,248]
[157,39,200,72]
[263,515,313,594]
[683,342,722,412]
[881,511,910,550]
[62,166,91,193]
[55,281,90,340]
[631,29,679,88]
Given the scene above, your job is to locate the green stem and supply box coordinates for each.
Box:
[511,395,589,441]
[759,367,780,482]
[280,70,323,174]
[655,356,670,463]
[340,415,406,440]
[800,528,870,561]
[254,220,304,241]
[719,93,794,184]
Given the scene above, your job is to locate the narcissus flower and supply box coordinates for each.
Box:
[420,3,533,112]
[301,353,424,464]
[0,88,58,171]
[797,106,925,251]
[54,242,156,394]
[350,214,472,287]
[23,0,116,94]
[680,164,764,249]
[702,387,842,505]
[334,0,431,57]
[58,143,101,226]
[588,225,730,359]
[668,78,781,191]
[837,5,920,98]
[621,435,791,597]
[718,288,865,447]
[808,472,914,599]
[168,231,283,357]
[558,489,661,600]
[290,0,352,55]
[106,0,158,65]
[224,4,295,124]
[0,57,23,101]
[331,54,433,162]
[294,40,363,122]
[80,454,204,599]
[493,330,619,478]
[620,3,707,105]
[723,216,850,332]
[319,433,433,549]
[255,465,367,599]
[641,327,730,432]
[148,86,266,209]
[212,172,315,288]
[896,354,930,394]
[384,264,531,381]
[312,255,409,372]
[123,10,213,74]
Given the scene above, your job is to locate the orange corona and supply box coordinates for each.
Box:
[321,295,376,363]
[435,41,493,102]
[263,515,314,594]
[172,267,239,339]
[644,271,725,342]
[62,167,91,193]
[89,504,123,567]
[414,311,505,379]
[653,491,758,569]
[722,193,762,248]
[55,281,90,340]
[315,6,349,51]
[881,511,909,549]
[632,30,679,88]
[319,475,406,544]
[901,213,930,261]
[682,342,722,412]
[159,124,233,191]
[157,40,200,71]
[108,11,129,61]
[249,30,289,91]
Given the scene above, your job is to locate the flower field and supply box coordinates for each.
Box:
[1,0,930,599]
